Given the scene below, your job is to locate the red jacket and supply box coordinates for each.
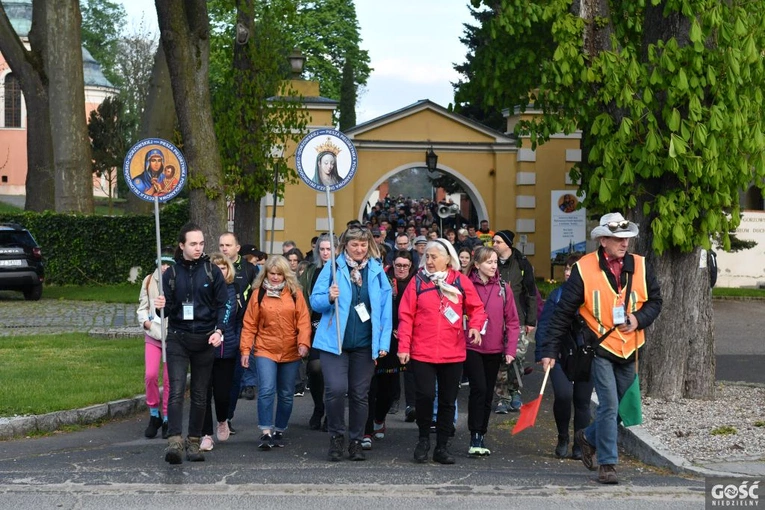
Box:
[398,268,487,364]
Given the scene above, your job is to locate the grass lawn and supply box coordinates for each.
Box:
[0,334,146,416]
[43,283,142,303]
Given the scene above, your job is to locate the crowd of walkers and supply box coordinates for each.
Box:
[139,209,660,484]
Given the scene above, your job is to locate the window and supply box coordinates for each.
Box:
[4,73,21,128]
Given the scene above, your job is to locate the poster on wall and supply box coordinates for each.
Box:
[550,190,587,261]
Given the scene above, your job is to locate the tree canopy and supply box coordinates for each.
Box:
[80,0,127,88]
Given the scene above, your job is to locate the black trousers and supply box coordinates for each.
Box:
[464,350,503,435]
[203,357,236,436]
[550,363,594,437]
[364,371,398,435]
[166,330,215,438]
[410,359,462,441]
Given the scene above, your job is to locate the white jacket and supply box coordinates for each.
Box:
[137,269,168,342]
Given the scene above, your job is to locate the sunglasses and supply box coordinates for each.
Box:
[606,220,630,232]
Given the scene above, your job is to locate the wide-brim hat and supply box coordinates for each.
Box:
[590,212,639,239]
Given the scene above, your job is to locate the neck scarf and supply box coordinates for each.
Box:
[344,252,369,287]
[263,280,286,298]
[422,268,461,304]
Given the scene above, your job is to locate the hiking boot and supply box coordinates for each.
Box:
[216,421,230,442]
[361,435,373,450]
[199,435,214,451]
[145,415,163,438]
[373,420,386,440]
[433,440,455,465]
[309,410,323,430]
[258,433,273,450]
[555,435,569,458]
[598,464,618,484]
[575,430,597,471]
[164,435,184,464]
[413,437,430,463]
[468,432,483,456]
[161,421,169,439]
[404,406,416,422]
[328,435,344,462]
[185,436,205,462]
[509,393,522,412]
[271,431,285,448]
[242,386,256,400]
[348,439,366,461]
[495,402,509,414]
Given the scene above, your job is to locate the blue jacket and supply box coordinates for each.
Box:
[216,283,241,359]
[310,255,392,359]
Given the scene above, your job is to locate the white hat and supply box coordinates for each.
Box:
[590,212,639,239]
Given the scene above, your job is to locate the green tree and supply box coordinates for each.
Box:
[338,55,356,130]
[80,0,127,88]
[471,0,765,400]
[88,96,127,214]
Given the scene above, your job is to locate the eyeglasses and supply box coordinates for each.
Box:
[606,220,630,232]
[394,263,411,269]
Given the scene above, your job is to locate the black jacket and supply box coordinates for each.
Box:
[540,247,663,363]
[161,254,229,335]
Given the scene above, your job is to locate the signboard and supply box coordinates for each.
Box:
[123,138,187,203]
[550,190,587,260]
[295,128,358,192]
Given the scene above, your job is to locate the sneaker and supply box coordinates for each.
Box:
[433,441,455,464]
[309,410,323,430]
[388,400,399,414]
[227,420,237,435]
[294,390,305,397]
[413,437,430,463]
[185,436,205,462]
[361,435,373,450]
[495,402,509,414]
[144,415,163,438]
[373,421,386,440]
[258,433,273,450]
[216,421,230,442]
[598,464,618,484]
[348,439,366,461]
[199,435,214,451]
[242,386,256,400]
[509,393,522,412]
[164,435,184,464]
[429,421,437,434]
[468,432,482,456]
[479,434,491,456]
[555,435,569,458]
[161,421,169,439]
[404,406,416,422]
[328,435,344,462]
[575,430,597,471]
[271,431,285,448]
[294,383,305,397]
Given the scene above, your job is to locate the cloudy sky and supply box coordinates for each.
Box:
[118,1,474,123]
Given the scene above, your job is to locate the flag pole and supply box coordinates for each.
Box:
[325,185,342,353]
[153,196,166,363]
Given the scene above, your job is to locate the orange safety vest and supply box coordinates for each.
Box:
[576,251,648,359]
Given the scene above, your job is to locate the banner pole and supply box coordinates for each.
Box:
[325,185,342,353]
[153,196,166,363]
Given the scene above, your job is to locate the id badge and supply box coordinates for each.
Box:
[354,303,371,322]
[443,306,460,324]
[612,306,625,325]
[182,301,195,321]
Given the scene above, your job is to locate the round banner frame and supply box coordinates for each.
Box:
[123,138,187,203]
[295,128,358,192]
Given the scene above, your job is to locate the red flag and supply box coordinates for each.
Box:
[512,365,551,435]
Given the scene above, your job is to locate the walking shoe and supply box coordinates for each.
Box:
[495,402,509,414]
[404,406,416,422]
[468,432,483,456]
[309,410,323,430]
[575,430,597,471]
[294,383,305,397]
[361,435,373,450]
[216,421,230,442]
[259,433,273,450]
[242,386,256,400]
[328,435,344,462]
[571,442,583,460]
[294,390,305,397]
[479,434,491,456]
[509,393,522,412]
[348,439,366,461]
[321,417,328,432]
[227,420,237,435]
[373,421,386,440]
[598,464,618,484]
[555,435,569,458]
[161,421,169,439]
[164,435,184,465]
[144,415,163,438]
[413,437,430,463]
[271,431,285,448]
[388,399,400,415]
[429,421,437,434]
[185,436,205,462]
[199,435,214,451]
[433,441,455,464]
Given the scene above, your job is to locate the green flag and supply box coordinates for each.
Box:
[618,374,642,426]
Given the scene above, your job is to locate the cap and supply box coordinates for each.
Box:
[414,235,428,245]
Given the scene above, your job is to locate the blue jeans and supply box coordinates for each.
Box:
[255,357,300,432]
[584,355,635,465]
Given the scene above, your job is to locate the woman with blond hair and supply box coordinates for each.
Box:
[310,226,392,462]
[240,256,311,450]
[199,253,241,452]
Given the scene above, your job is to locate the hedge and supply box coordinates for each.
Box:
[0,200,189,285]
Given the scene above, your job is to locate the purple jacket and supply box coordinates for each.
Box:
[466,270,521,356]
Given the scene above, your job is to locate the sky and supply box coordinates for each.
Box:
[118,1,475,124]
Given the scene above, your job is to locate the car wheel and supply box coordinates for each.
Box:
[23,284,43,301]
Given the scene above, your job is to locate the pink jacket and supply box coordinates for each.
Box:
[398,269,487,364]
[466,270,520,356]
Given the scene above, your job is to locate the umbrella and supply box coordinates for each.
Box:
[512,365,551,435]
[618,333,642,426]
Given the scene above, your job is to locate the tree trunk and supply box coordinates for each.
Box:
[155,0,226,243]
[126,45,177,215]
[0,3,54,211]
[43,0,93,213]
[233,194,261,248]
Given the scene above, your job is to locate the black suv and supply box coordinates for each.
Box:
[0,223,44,300]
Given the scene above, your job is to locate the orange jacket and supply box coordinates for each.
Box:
[240,287,311,363]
